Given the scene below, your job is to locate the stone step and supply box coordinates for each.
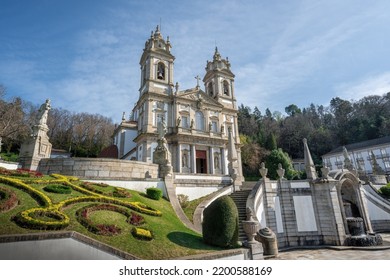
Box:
[229,190,252,242]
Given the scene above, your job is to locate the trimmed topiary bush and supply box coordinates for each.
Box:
[146,187,162,200]
[202,195,239,248]
[131,227,154,241]
[43,184,72,194]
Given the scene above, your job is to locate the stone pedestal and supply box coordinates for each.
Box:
[255,227,278,256]
[153,138,172,178]
[19,125,52,171]
[19,99,52,171]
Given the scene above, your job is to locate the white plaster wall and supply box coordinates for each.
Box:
[274,196,284,233]
[257,198,267,228]
[293,196,317,232]
[366,195,390,220]
[124,129,137,155]
[0,238,121,260]
[290,181,310,188]
[176,186,221,201]
[84,180,167,198]
[0,161,20,170]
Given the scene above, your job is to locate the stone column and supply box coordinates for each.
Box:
[177,144,182,173]
[221,147,227,175]
[209,147,215,174]
[191,145,197,174]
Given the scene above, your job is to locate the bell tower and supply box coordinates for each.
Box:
[203,47,236,109]
[139,25,175,96]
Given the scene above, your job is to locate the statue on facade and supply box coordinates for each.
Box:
[158,118,167,139]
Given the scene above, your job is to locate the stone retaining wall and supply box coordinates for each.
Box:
[38,158,159,180]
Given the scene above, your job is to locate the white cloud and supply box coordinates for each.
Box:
[336,72,390,101]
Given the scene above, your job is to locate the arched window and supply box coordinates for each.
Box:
[157,62,165,80]
[223,80,229,96]
[195,111,205,131]
[208,83,213,96]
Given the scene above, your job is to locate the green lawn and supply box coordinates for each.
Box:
[0,172,221,259]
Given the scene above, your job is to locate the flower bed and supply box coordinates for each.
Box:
[0,176,51,207]
[0,167,43,178]
[0,172,161,235]
[13,208,70,230]
[43,184,72,194]
[80,182,111,195]
[113,187,132,198]
[76,204,145,235]
[0,186,18,212]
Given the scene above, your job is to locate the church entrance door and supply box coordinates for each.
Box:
[196,150,207,174]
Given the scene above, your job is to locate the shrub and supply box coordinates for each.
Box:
[131,227,153,241]
[177,194,189,208]
[380,185,390,198]
[146,187,162,200]
[13,208,70,230]
[127,212,145,226]
[43,184,72,194]
[113,187,132,198]
[202,195,239,248]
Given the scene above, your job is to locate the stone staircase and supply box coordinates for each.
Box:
[229,189,252,242]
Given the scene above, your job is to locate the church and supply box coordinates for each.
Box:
[113,26,243,181]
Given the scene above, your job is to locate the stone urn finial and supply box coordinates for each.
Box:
[321,165,330,179]
[277,163,285,179]
[259,162,268,178]
[242,207,260,244]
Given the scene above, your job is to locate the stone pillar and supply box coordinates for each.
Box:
[177,144,182,173]
[221,148,227,175]
[209,147,215,174]
[191,145,197,174]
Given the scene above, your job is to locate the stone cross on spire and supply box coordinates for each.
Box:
[195,75,201,89]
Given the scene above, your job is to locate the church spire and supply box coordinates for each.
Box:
[213,47,221,61]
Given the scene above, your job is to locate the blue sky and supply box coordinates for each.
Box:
[1,0,389,123]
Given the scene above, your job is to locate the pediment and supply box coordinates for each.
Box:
[177,88,223,108]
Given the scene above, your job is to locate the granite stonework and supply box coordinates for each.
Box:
[19,99,52,171]
[38,158,159,180]
[242,139,390,251]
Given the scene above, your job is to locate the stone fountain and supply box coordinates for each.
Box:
[344,217,382,246]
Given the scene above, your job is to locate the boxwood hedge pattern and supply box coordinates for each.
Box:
[76,204,145,235]
[0,173,161,233]
[43,184,72,194]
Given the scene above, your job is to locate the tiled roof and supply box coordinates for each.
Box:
[98,145,118,159]
[323,136,390,156]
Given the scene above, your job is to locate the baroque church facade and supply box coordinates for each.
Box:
[114,26,243,180]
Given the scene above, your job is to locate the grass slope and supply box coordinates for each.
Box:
[0,172,220,259]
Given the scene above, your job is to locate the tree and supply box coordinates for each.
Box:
[265,132,277,151]
[240,134,269,178]
[285,104,302,116]
[265,148,297,180]
[0,88,30,152]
